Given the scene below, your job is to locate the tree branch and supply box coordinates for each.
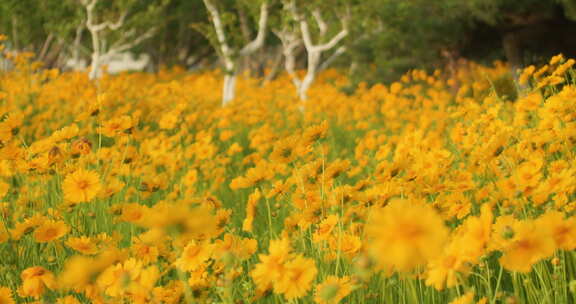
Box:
[312,27,348,53]
[312,9,327,41]
[239,1,269,56]
[107,27,156,56]
[203,0,233,68]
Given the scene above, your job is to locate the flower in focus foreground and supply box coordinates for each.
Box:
[62,169,101,203]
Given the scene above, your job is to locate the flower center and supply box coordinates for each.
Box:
[77,180,89,190]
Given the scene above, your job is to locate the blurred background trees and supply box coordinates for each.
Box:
[1,0,576,85]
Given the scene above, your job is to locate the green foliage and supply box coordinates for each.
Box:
[1,0,576,80]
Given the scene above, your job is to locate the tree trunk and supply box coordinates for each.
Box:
[89,52,101,80]
[222,73,237,106]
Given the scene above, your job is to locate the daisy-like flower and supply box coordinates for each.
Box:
[270,135,299,164]
[242,188,262,232]
[19,266,56,299]
[175,240,214,272]
[301,121,328,147]
[0,286,15,304]
[313,215,339,243]
[314,276,353,304]
[449,291,475,304]
[366,198,449,272]
[98,115,133,137]
[33,220,69,243]
[56,295,81,304]
[66,236,98,255]
[251,238,292,293]
[275,255,317,300]
[97,258,158,299]
[62,169,101,203]
[499,219,555,273]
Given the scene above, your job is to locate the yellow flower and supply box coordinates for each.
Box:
[301,121,328,146]
[56,295,81,304]
[449,291,474,304]
[99,115,133,137]
[152,280,184,304]
[19,267,56,299]
[132,241,160,264]
[366,198,449,272]
[549,54,564,65]
[62,169,101,203]
[0,227,8,243]
[313,215,339,243]
[182,169,198,187]
[536,211,576,251]
[97,258,158,299]
[0,180,9,199]
[34,220,69,243]
[553,58,575,76]
[314,276,353,304]
[499,219,555,273]
[242,188,262,232]
[270,135,299,164]
[120,203,148,223]
[425,239,470,291]
[158,111,179,130]
[251,238,292,293]
[329,233,362,259]
[58,255,97,290]
[0,286,15,304]
[70,137,92,156]
[275,255,317,300]
[213,234,258,261]
[66,236,98,255]
[175,240,213,271]
[516,92,542,112]
[453,203,493,262]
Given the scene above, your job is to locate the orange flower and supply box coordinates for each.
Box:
[275,255,317,300]
[537,211,576,251]
[66,236,98,255]
[34,220,69,243]
[366,198,449,272]
[19,267,56,299]
[0,180,9,199]
[97,258,158,299]
[213,234,258,261]
[62,169,101,203]
[302,121,328,146]
[120,203,148,223]
[270,135,299,164]
[0,286,15,304]
[499,219,555,273]
[242,189,262,232]
[99,115,133,137]
[313,215,339,243]
[56,295,81,304]
[70,137,92,156]
[175,240,213,272]
[314,276,353,304]
[251,238,292,293]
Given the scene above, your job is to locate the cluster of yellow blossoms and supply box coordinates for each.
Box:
[0,33,575,303]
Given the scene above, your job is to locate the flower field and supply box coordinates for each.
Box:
[1,44,576,303]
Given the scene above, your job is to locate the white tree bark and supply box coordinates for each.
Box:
[202,0,269,106]
[82,0,154,80]
[280,0,349,103]
[274,29,302,92]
